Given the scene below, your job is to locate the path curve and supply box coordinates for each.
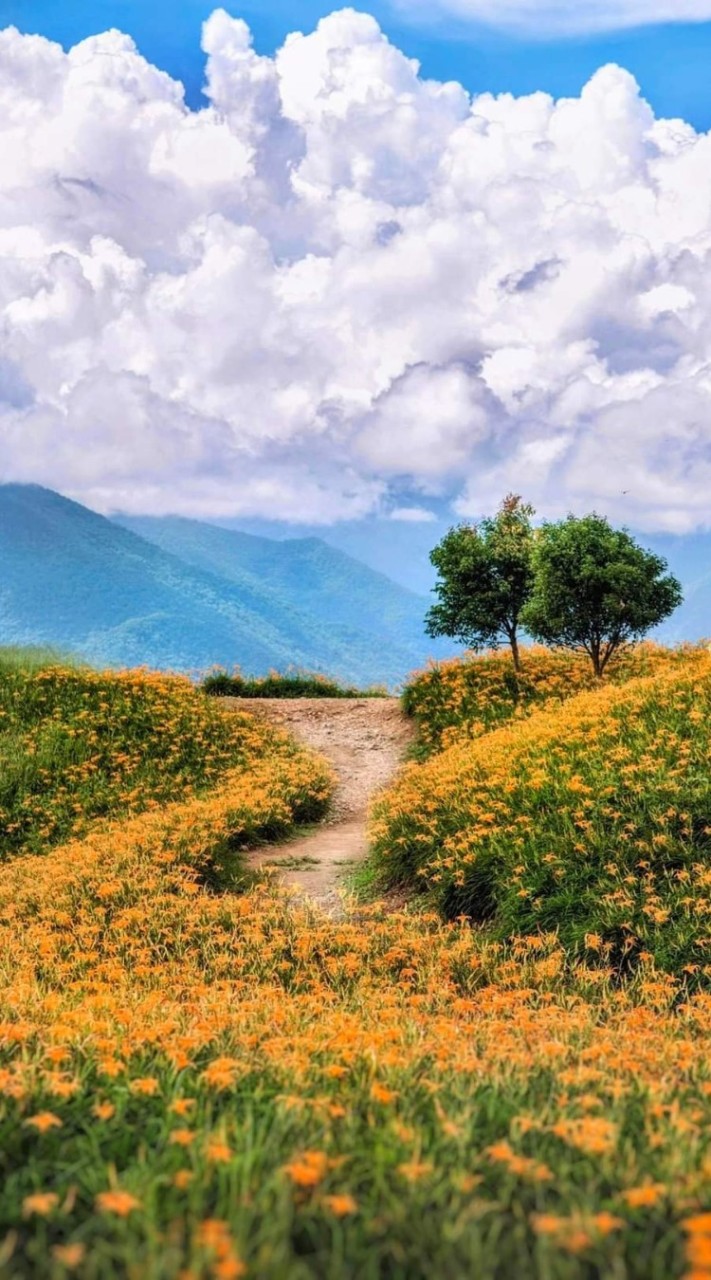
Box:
[219,697,414,913]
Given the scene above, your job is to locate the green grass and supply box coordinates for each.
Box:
[202,670,388,699]
[0,645,84,675]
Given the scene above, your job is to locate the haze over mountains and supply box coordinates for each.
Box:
[0,485,452,686]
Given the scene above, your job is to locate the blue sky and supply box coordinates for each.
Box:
[5,0,711,128]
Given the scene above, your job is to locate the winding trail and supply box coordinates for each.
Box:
[220,697,414,914]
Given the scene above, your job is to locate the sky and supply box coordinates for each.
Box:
[2,1,711,540]
[7,0,711,126]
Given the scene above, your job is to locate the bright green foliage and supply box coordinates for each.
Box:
[522,515,683,676]
[426,495,535,670]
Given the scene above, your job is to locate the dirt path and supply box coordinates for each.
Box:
[220,698,414,914]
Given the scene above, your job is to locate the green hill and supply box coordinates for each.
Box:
[115,513,445,668]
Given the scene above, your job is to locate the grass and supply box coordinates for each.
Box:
[0,645,84,675]
[3,644,711,1277]
[202,669,388,699]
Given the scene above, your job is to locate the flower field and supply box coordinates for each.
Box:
[0,659,328,857]
[2,651,711,1278]
[402,642,709,756]
[371,655,711,978]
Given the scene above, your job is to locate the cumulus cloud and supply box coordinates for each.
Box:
[394,0,711,36]
[2,10,711,531]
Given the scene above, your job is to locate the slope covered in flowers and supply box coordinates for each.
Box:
[403,643,708,756]
[2,819,711,1278]
[2,650,711,1278]
[372,654,711,979]
[0,660,331,857]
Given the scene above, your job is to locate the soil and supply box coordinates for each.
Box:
[218,697,415,914]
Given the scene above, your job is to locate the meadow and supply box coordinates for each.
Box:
[1,645,711,1279]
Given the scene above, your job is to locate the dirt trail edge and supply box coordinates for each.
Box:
[220,697,415,915]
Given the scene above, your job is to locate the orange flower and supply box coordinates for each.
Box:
[397,1161,433,1183]
[170,1128,196,1147]
[23,1192,59,1216]
[591,1212,623,1237]
[685,1215,711,1235]
[323,1194,358,1217]
[130,1077,160,1097]
[51,1244,86,1269]
[370,1083,397,1104]
[25,1111,63,1133]
[283,1151,329,1188]
[206,1140,232,1164]
[212,1259,246,1279]
[95,1190,141,1216]
[92,1101,115,1121]
[173,1170,195,1190]
[170,1098,196,1117]
[622,1184,666,1209]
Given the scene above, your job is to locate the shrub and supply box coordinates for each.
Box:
[202,668,387,699]
[374,657,711,980]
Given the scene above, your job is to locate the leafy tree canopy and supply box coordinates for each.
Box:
[521,514,683,676]
[426,495,535,670]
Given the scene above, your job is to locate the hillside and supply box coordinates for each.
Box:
[116,513,448,666]
[0,485,441,684]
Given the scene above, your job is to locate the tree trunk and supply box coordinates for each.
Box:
[510,631,521,673]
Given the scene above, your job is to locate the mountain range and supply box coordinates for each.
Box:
[0,484,452,686]
[1,483,708,686]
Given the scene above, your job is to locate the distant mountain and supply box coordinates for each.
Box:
[115,514,448,662]
[0,485,448,684]
[226,515,711,644]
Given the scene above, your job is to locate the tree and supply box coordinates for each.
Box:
[426,495,535,671]
[521,514,683,677]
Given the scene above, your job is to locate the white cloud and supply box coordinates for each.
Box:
[393,0,711,36]
[2,11,711,531]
